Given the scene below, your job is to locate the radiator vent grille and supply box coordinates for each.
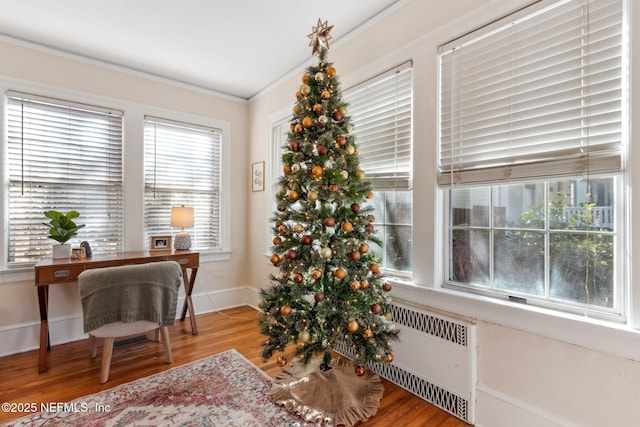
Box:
[393,305,468,346]
[335,303,475,424]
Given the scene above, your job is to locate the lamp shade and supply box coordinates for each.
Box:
[170,206,194,228]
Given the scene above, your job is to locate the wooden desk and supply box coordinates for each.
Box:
[34,250,199,373]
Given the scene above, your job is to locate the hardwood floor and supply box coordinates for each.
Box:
[0,306,470,426]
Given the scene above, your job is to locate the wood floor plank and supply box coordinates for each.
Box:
[0,306,470,426]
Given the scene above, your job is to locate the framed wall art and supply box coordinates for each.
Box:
[252,161,265,192]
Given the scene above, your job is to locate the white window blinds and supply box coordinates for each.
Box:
[6,92,124,264]
[144,117,222,250]
[438,0,624,186]
[344,62,413,190]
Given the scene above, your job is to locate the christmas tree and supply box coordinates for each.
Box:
[259,20,399,376]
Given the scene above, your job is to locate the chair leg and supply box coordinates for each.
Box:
[100,337,115,384]
[159,327,173,364]
[90,335,98,359]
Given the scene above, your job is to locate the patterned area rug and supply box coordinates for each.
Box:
[5,349,306,427]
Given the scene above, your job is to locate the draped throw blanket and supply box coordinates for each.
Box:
[79,261,183,333]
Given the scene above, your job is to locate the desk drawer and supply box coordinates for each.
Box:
[168,252,199,268]
[36,264,86,284]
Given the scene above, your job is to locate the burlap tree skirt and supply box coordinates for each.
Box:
[271,357,384,426]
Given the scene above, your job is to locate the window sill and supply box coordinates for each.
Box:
[389,280,640,363]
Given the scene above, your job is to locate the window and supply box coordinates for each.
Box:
[438,0,625,317]
[144,116,222,250]
[6,92,124,265]
[344,63,413,276]
[267,115,290,249]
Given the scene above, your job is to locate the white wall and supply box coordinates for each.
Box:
[0,38,251,353]
[247,0,640,425]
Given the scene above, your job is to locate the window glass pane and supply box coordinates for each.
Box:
[368,193,386,224]
[494,230,544,295]
[451,187,490,227]
[384,224,412,272]
[450,229,490,285]
[548,178,614,231]
[549,233,614,307]
[386,190,412,225]
[493,183,545,229]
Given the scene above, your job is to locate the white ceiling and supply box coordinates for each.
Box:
[0,0,403,100]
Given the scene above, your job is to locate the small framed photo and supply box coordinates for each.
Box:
[252,161,265,192]
[150,235,172,251]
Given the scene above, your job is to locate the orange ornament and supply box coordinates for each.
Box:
[270,254,280,265]
[302,74,310,83]
[326,66,336,77]
[289,190,299,200]
[366,191,374,199]
[359,243,369,253]
[370,263,380,274]
[280,305,292,316]
[313,103,323,113]
[312,165,323,177]
[311,269,322,280]
[334,268,346,279]
[283,165,291,175]
[273,236,282,245]
[363,328,373,339]
[302,116,313,127]
[294,123,303,133]
[347,320,359,333]
[321,89,331,99]
[342,221,353,232]
[277,355,288,367]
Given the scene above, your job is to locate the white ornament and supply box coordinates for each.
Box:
[315,72,324,82]
[340,170,349,179]
[292,164,300,173]
[318,115,328,124]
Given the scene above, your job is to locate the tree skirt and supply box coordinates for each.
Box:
[271,357,384,426]
[5,349,307,427]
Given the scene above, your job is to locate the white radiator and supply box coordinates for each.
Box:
[337,302,477,424]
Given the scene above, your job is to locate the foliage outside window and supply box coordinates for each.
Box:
[143,117,222,250]
[6,92,124,264]
[438,0,626,317]
[344,63,413,277]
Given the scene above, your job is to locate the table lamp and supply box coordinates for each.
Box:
[170,206,194,250]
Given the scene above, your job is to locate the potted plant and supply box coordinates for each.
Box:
[43,210,85,258]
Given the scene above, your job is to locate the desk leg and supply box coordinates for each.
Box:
[180,267,198,335]
[37,285,50,373]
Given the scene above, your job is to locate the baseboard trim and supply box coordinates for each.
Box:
[475,385,579,427]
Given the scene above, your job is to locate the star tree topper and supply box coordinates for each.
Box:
[307,18,333,55]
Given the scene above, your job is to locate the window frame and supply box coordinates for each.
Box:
[5,91,125,266]
[343,62,414,279]
[436,0,628,320]
[143,115,224,252]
